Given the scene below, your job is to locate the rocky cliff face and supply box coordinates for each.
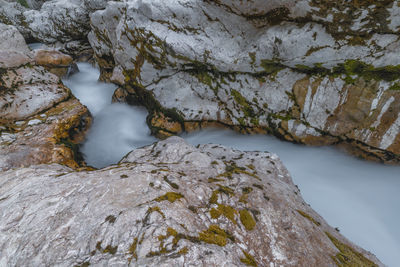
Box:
[0,137,382,266]
[0,23,91,170]
[87,0,400,163]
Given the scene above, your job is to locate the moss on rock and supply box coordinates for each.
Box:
[198,225,229,246]
[155,192,184,203]
[326,232,378,267]
[239,209,256,230]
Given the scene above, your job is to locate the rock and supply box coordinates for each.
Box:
[0,1,32,39]
[34,49,78,77]
[3,0,48,10]
[0,63,70,121]
[34,49,73,66]
[0,98,91,171]
[0,137,382,266]
[0,0,114,44]
[0,22,91,170]
[88,0,400,163]
[0,23,30,53]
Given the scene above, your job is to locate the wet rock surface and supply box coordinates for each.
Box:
[0,137,382,266]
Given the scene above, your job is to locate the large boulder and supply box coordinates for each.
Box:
[0,23,91,170]
[88,0,400,163]
[0,0,114,43]
[0,137,382,266]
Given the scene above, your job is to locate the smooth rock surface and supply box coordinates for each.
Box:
[0,137,382,266]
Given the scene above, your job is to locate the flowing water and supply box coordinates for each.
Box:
[64,63,400,266]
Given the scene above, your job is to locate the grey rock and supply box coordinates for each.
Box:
[88,0,400,163]
[0,137,382,266]
[0,0,115,43]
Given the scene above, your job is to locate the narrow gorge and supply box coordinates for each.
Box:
[1,0,400,266]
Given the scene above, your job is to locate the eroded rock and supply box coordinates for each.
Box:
[87,0,400,163]
[0,23,91,170]
[0,137,382,266]
[0,0,114,43]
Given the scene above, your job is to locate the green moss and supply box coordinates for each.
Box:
[336,60,400,82]
[155,192,184,203]
[249,52,256,65]
[103,244,118,255]
[163,176,179,189]
[209,190,219,204]
[239,209,256,231]
[208,177,225,183]
[74,262,90,267]
[210,208,222,219]
[294,64,330,76]
[96,241,117,255]
[178,246,189,255]
[297,210,321,226]
[260,60,285,74]
[239,187,253,203]
[147,206,165,218]
[218,163,260,181]
[150,227,181,256]
[252,184,263,190]
[210,204,237,224]
[240,250,258,266]
[128,238,138,263]
[198,225,229,246]
[216,184,235,196]
[246,164,256,170]
[242,187,253,194]
[389,83,400,91]
[231,89,255,118]
[218,204,237,224]
[17,0,29,8]
[325,232,378,267]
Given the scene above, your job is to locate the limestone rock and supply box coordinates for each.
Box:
[0,22,91,170]
[0,97,91,171]
[0,137,382,266]
[0,0,114,43]
[88,0,400,163]
[0,63,70,121]
[3,0,47,10]
[0,23,30,53]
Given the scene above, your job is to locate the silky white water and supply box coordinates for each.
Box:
[63,63,156,167]
[65,63,400,266]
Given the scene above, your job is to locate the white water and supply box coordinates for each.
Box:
[63,63,156,167]
[65,63,400,266]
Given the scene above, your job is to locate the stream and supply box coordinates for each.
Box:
[64,62,400,266]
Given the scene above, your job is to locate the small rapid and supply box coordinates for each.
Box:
[64,63,400,266]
